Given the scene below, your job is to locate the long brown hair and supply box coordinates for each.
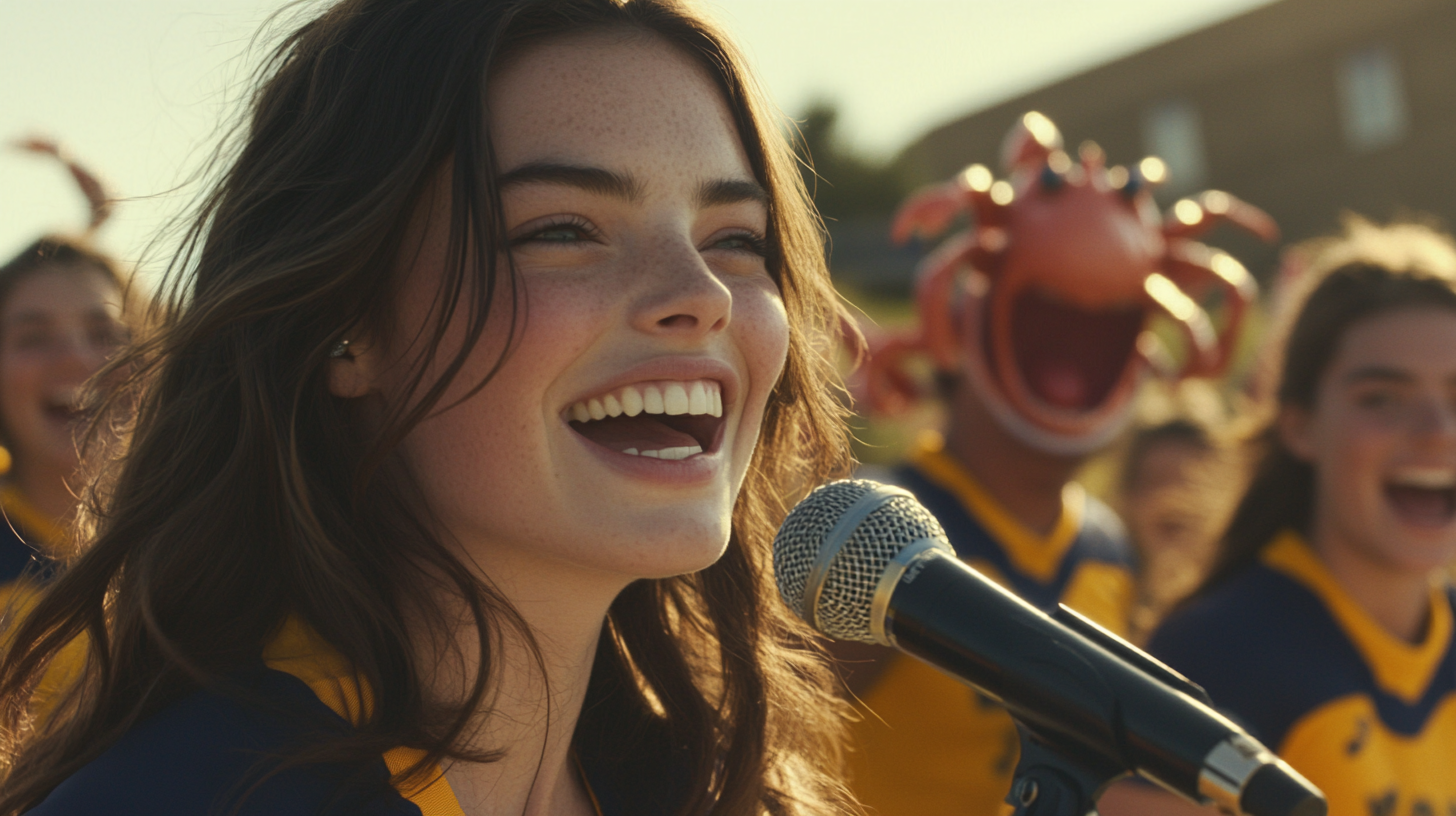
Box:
[1195,218,1456,596]
[0,2,856,814]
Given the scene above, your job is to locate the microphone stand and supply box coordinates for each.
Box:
[1005,725,1117,816]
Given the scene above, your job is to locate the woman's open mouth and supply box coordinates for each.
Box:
[565,379,725,460]
[1384,467,1456,527]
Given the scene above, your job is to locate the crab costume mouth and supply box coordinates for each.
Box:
[1005,287,1145,413]
[566,379,725,460]
[961,279,1149,454]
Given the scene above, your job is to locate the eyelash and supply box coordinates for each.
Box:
[512,216,601,246]
[710,230,769,258]
[512,219,769,259]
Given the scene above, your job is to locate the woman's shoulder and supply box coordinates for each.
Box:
[27,664,419,816]
[1148,562,1366,747]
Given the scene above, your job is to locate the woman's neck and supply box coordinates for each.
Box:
[427,558,623,816]
[1310,527,1435,644]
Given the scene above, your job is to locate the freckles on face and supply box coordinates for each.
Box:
[1302,307,1456,574]
[385,31,789,587]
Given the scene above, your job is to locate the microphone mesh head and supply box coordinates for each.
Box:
[774,479,948,642]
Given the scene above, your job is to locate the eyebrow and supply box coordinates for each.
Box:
[496,162,769,211]
[498,162,642,201]
[697,178,769,209]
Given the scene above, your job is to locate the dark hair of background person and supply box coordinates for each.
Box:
[0,1,857,814]
[1193,218,1456,598]
[1118,419,1214,496]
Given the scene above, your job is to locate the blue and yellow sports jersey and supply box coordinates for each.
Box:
[846,433,1136,816]
[26,619,662,816]
[1151,531,1456,816]
[0,484,61,591]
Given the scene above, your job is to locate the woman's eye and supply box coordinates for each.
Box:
[90,324,127,350]
[709,231,768,257]
[9,331,53,352]
[513,217,599,246]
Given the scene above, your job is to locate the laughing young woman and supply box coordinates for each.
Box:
[0,2,855,814]
[1101,220,1456,816]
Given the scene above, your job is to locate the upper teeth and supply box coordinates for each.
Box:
[567,379,722,424]
[1390,468,1456,490]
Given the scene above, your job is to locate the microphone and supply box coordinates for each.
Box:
[774,479,1325,816]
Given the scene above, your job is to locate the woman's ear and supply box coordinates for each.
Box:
[1277,404,1317,462]
[327,335,381,399]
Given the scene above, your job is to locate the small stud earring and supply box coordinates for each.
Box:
[329,339,351,358]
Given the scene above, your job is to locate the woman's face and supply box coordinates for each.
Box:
[349,31,789,592]
[0,265,126,478]
[1284,306,1456,576]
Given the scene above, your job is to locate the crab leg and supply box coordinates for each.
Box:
[911,230,1001,370]
[858,333,925,416]
[891,163,1006,245]
[1161,239,1258,377]
[1163,190,1279,243]
[1144,272,1221,377]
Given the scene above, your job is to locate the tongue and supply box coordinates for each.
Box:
[571,414,699,452]
[1386,485,1456,527]
[1031,361,1090,409]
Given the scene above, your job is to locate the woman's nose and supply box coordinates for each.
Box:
[630,239,733,339]
[1409,393,1456,443]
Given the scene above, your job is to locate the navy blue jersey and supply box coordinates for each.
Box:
[1151,531,1456,816]
[24,618,683,816]
[28,663,418,816]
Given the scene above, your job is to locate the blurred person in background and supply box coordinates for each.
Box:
[841,111,1275,816]
[0,140,130,601]
[1104,219,1456,816]
[1117,396,1233,642]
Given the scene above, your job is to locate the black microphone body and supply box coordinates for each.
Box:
[774,480,1324,816]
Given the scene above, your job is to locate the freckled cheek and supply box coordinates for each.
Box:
[734,287,790,408]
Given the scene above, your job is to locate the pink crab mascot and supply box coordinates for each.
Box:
[839,112,1277,816]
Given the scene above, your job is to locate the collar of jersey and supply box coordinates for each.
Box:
[1261,530,1452,705]
[910,430,1084,583]
[0,484,64,553]
[262,617,466,816]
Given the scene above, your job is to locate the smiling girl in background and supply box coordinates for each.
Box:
[0,2,855,814]
[0,141,129,593]
[1103,219,1456,816]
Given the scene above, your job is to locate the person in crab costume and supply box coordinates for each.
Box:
[838,111,1278,816]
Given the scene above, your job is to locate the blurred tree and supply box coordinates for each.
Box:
[791,100,910,224]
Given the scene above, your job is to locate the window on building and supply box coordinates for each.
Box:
[1337,45,1408,152]
[1142,99,1206,195]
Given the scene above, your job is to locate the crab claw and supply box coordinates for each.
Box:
[1164,190,1279,243]
[891,181,966,245]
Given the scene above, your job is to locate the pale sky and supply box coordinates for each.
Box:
[1,0,1273,272]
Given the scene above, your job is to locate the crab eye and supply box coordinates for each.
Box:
[1120,172,1143,200]
[1040,164,1065,192]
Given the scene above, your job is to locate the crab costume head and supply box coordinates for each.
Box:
[866,112,1278,455]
